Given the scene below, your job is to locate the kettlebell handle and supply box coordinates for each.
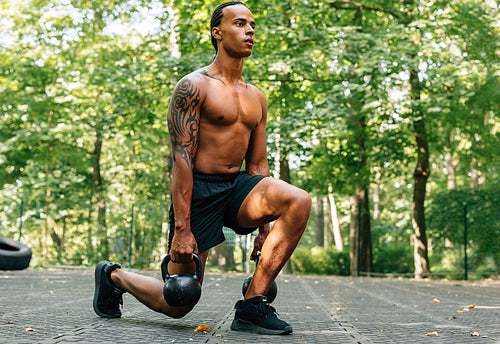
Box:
[161,253,202,281]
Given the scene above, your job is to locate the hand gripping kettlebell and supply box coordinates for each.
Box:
[161,253,202,307]
[241,253,278,303]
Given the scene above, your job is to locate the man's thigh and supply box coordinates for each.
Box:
[235,177,302,228]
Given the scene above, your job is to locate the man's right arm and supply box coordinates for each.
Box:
[167,75,204,264]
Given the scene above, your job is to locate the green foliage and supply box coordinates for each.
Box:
[373,244,414,274]
[291,247,350,276]
[427,184,500,268]
[369,219,414,274]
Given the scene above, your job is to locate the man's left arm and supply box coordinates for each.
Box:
[245,90,270,260]
[245,90,270,177]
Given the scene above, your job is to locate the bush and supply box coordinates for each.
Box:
[372,244,414,274]
[291,246,350,276]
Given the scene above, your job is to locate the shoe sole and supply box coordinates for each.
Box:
[93,261,121,318]
[230,318,292,335]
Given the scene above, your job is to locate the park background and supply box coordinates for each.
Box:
[0,0,498,279]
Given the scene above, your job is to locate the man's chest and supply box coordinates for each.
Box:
[202,86,262,129]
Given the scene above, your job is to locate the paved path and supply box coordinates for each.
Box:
[0,268,498,343]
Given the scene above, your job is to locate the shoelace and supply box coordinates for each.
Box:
[110,288,124,309]
[257,301,279,318]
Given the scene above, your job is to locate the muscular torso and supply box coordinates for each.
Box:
[193,70,263,174]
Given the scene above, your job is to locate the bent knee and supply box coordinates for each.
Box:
[166,308,191,319]
[293,189,312,214]
[160,304,194,319]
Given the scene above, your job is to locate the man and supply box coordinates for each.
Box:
[93,1,311,335]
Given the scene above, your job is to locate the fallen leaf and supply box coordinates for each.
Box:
[457,310,466,313]
[337,307,343,311]
[426,331,439,336]
[194,324,209,332]
[471,332,481,336]
[433,298,440,303]
[468,304,477,309]
[25,328,35,332]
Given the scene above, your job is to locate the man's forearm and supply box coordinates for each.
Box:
[246,161,270,177]
[170,163,193,232]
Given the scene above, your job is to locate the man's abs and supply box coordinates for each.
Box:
[193,124,251,174]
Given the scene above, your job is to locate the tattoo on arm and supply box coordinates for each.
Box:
[167,78,201,169]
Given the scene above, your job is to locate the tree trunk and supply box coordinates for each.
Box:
[168,1,181,59]
[43,110,54,266]
[346,94,372,275]
[221,241,235,270]
[445,150,457,190]
[349,188,372,276]
[61,215,66,263]
[349,195,359,277]
[358,189,372,273]
[325,197,334,247]
[373,171,382,220]
[51,216,66,264]
[410,68,431,278]
[87,193,95,263]
[444,131,457,190]
[327,189,343,251]
[44,144,51,266]
[354,110,372,274]
[92,129,109,261]
[208,243,234,270]
[315,196,325,247]
[359,189,372,272]
[470,156,482,188]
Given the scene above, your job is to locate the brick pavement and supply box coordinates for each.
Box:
[0,268,498,343]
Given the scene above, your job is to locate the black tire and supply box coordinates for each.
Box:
[0,236,32,270]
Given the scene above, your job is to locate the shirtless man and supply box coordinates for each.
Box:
[93,1,311,335]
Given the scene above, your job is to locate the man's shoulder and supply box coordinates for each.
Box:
[243,81,266,104]
[171,69,211,101]
[244,81,263,95]
[175,67,233,91]
[176,69,208,85]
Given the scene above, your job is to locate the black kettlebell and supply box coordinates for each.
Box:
[241,253,278,303]
[161,253,202,307]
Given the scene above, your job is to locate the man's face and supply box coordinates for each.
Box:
[217,5,255,58]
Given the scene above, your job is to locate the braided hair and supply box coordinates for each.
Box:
[210,1,248,54]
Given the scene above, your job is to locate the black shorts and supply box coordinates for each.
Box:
[168,171,267,253]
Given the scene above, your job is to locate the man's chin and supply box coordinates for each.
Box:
[241,51,253,58]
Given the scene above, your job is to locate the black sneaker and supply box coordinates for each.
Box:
[231,296,293,335]
[93,261,125,318]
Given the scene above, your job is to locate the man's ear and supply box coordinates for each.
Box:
[212,26,222,41]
